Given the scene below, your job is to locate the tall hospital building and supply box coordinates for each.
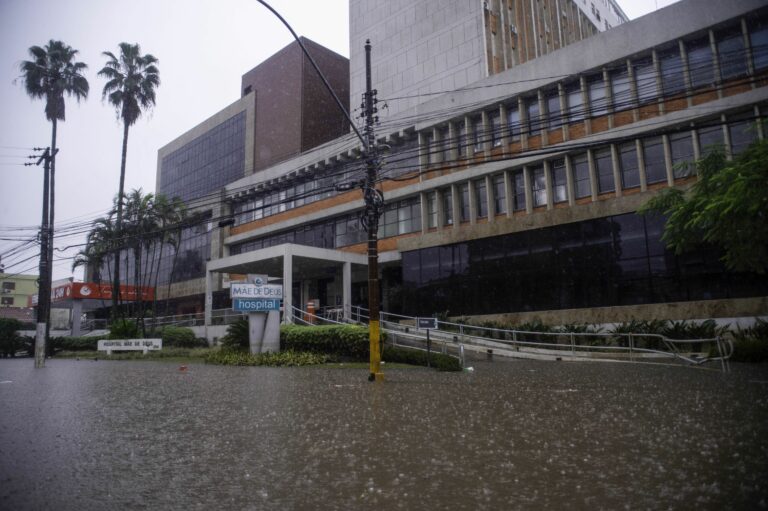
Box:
[104,0,767,330]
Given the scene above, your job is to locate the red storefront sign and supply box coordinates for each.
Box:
[49,282,155,303]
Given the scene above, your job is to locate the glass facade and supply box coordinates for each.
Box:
[160,112,245,203]
[401,213,768,316]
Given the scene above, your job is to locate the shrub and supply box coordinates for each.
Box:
[0,318,24,357]
[109,319,140,340]
[220,318,249,349]
[205,349,329,367]
[50,336,102,352]
[730,318,768,363]
[157,326,207,348]
[280,324,369,359]
[382,346,461,371]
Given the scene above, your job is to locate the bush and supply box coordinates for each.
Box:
[109,319,140,340]
[280,324,369,359]
[0,318,24,357]
[157,326,207,348]
[382,346,461,371]
[205,349,329,367]
[50,336,102,352]
[220,318,248,349]
[730,318,768,363]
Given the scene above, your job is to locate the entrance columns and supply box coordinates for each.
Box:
[283,250,293,323]
[342,261,352,321]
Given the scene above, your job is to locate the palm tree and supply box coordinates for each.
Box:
[98,42,160,319]
[19,40,88,364]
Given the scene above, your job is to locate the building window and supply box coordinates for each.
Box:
[659,47,685,95]
[381,198,421,238]
[426,191,437,228]
[717,26,748,80]
[438,126,450,163]
[572,154,591,199]
[566,81,585,123]
[546,89,562,130]
[457,123,467,157]
[669,132,694,177]
[633,58,657,104]
[512,170,526,211]
[1,297,13,306]
[492,174,506,215]
[749,19,768,71]
[610,67,631,111]
[588,74,608,116]
[525,97,541,135]
[2,282,16,292]
[551,159,567,203]
[459,183,470,221]
[728,113,758,156]
[474,179,488,218]
[618,142,640,189]
[531,166,547,207]
[643,137,667,183]
[489,111,502,147]
[472,116,483,152]
[594,148,614,193]
[441,188,453,225]
[423,131,434,165]
[698,124,725,155]
[686,37,714,88]
[507,105,521,140]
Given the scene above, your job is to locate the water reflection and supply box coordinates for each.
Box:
[1,359,766,509]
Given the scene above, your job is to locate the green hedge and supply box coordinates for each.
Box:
[383,345,462,372]
[51,336,103,352]
[157,326,207,348]
[280,324,369,359]
[205,349,329,366]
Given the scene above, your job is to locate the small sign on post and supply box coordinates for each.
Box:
[417,317,437,367]
[231,275,282,354]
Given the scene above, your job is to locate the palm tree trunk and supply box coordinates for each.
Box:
[112,120,130,320]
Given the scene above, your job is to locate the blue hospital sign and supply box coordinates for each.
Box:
[232,298,281,312]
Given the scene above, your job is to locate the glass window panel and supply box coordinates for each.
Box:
[546,89,562,130]
[507,105,521,140]
[610,67,631,110]
[423,132,434,164]
[492,174,506,215]
[669,132,694,177]
[442,188,453,225]
[717,27,748,80]
[526,97,541,135]
[572,154,591,199]
[594,148,615,193]
[633,58,657,104]
[531,166,547,207]
[459,183,470,221]
[512,170,526,211]
[687,37,714,88]
[618,142,640,189]
[643,137,667,183]
[472,116,483,152]
[728,115,757,156]
[659,48,685,95]
[489,111,502,147]
[566,82,585,122]
[427,191,437,228]
[438,127,450,162]
[551,159,567,203]
[588,75,608,116]
[474,179,488,218]
[749,18,768,71]
[457,123,467,157]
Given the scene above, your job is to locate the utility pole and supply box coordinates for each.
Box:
[362,40,384,382]
[32,147,56,368]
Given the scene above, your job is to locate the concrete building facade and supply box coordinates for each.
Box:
[349,0,628,118]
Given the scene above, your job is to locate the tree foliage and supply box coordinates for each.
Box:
[639,139,768,274]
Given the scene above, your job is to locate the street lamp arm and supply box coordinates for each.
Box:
[254,0,368,150]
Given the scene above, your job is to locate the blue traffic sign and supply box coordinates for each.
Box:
[233,298,281,312]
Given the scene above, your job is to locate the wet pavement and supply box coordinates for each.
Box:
[1,357,767,510]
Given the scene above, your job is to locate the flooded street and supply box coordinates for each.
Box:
[1,358,767,510]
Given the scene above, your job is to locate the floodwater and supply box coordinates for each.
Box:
[1,358,767,510]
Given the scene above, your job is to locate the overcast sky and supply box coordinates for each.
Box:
[0,0,679,282]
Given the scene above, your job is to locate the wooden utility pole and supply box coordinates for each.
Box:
[362,40,384,382]
[33,147,56,368]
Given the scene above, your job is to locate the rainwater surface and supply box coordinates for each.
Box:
[1,357,767,510]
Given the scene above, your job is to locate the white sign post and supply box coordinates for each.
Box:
[97,338,162,355]
[233,275,282,354]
